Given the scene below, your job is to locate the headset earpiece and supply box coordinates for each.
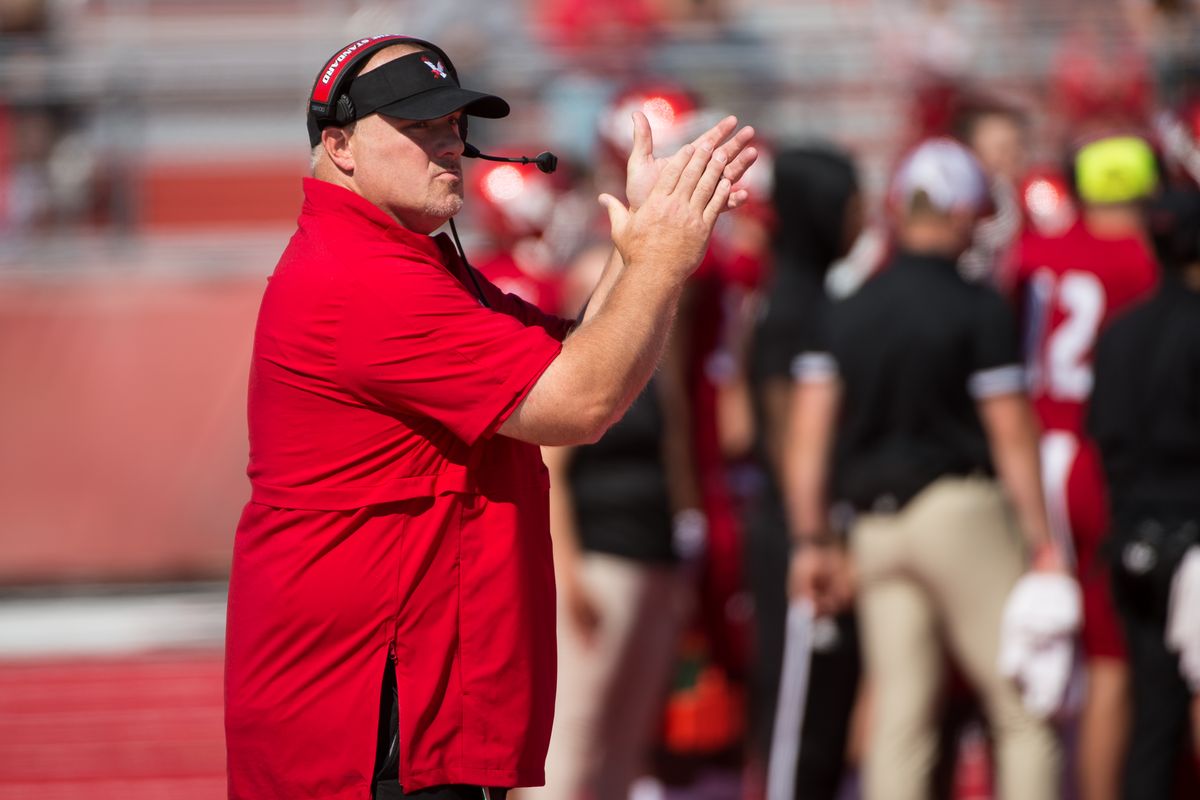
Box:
[335,94,357,126]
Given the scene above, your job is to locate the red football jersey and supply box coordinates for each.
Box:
[1011,221,1158,435]
[1012,221,1157,660]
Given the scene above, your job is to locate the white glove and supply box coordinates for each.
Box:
[1166,547,1200,692]
[998,572,1082,718]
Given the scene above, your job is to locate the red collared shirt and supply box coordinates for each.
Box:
[225,178,572,799]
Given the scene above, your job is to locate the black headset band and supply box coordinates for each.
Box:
[307,35,458,145]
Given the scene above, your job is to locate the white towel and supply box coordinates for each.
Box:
[1166,547,1200,692]
[998,572,1082,718]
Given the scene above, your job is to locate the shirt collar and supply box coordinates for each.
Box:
[300,177,456,263]
[893,249,961,274]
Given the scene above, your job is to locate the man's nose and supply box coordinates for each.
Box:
[436,122,464,158]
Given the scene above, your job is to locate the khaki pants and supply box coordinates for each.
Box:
[852,476,1061,800]
[516,553,691,800]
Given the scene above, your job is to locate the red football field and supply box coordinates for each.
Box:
[0,651,226,800]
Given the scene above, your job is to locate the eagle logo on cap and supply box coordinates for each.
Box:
[423,59,448,79]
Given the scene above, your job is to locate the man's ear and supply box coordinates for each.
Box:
[322,126,355,174]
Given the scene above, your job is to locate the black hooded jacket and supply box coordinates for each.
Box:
[748,146,859,494]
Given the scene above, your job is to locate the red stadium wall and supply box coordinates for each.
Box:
[140,162,303,228]
[0,275,263,584]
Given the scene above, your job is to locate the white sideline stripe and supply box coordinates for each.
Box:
[0,592,227,658]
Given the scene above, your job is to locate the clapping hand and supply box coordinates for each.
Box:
[599,113,757,278]
[623,111,757,213]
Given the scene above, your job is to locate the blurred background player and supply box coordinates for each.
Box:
[518,244,700,800]
[1090,184,1200,800]
[596,82,762,793]
[1007,133,1161,800]
[787,138,1066,800]
[743,144,864,800]
[469,149,588,314]
[953,97,1030,283]
[469,122,713,800]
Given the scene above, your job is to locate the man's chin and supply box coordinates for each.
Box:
[435,195,465,220]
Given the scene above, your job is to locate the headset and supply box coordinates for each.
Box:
[307,34,557,175]
[308,34,466,146]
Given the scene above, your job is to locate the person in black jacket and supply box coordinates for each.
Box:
[1089,187,1200,800]
[744,145,863,799]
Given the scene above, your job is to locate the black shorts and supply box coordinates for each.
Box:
[373,782,508,800]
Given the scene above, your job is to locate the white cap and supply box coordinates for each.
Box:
[891,137,989,214]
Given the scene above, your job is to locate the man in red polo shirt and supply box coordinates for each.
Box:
[223,36,757,800]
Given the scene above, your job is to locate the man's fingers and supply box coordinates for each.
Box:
[704,178,733,226]
[652,143,695,198]
[598,193,630,238]
[628,111,653,165]
[721,139,759,186]
[674,140,716,201]
[725,188,750,211]
[706,124,752,184]
[714,125,754,161]
[691,146,728,210]
[689,114,738,154]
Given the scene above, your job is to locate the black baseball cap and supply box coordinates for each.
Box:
[307,49,509,147]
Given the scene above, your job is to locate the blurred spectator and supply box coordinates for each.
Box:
[0,0,47,34]
[1089,185,1200,800]
[953,98,1029,282]
[536,0,663,51]
[1052,29,1153,143]
[1123,0,1200,108]
[743,144,863,800]
[1157,96,1200,188]
[787,138,1065,800]
[593,82,758,789]
[875,0,1006,146]
[1007,134,1161,800]
[535,0,731,51]
[2,105,53,232]
[519,244,699,800]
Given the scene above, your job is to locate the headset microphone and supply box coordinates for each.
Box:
[462,143,558,174]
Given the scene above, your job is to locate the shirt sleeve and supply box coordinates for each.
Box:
[753,270,836,384]
[967,289,1025,400]
[336,254,565,446]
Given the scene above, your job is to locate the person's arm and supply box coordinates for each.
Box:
[971,289,1064,572]
[499,114,757,446]
[544,444,600,644]
[783,377,841,542]
[977,392,1063,571]
[758,377,791,480]
[656,298,706,548]
[783,374,854,615]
